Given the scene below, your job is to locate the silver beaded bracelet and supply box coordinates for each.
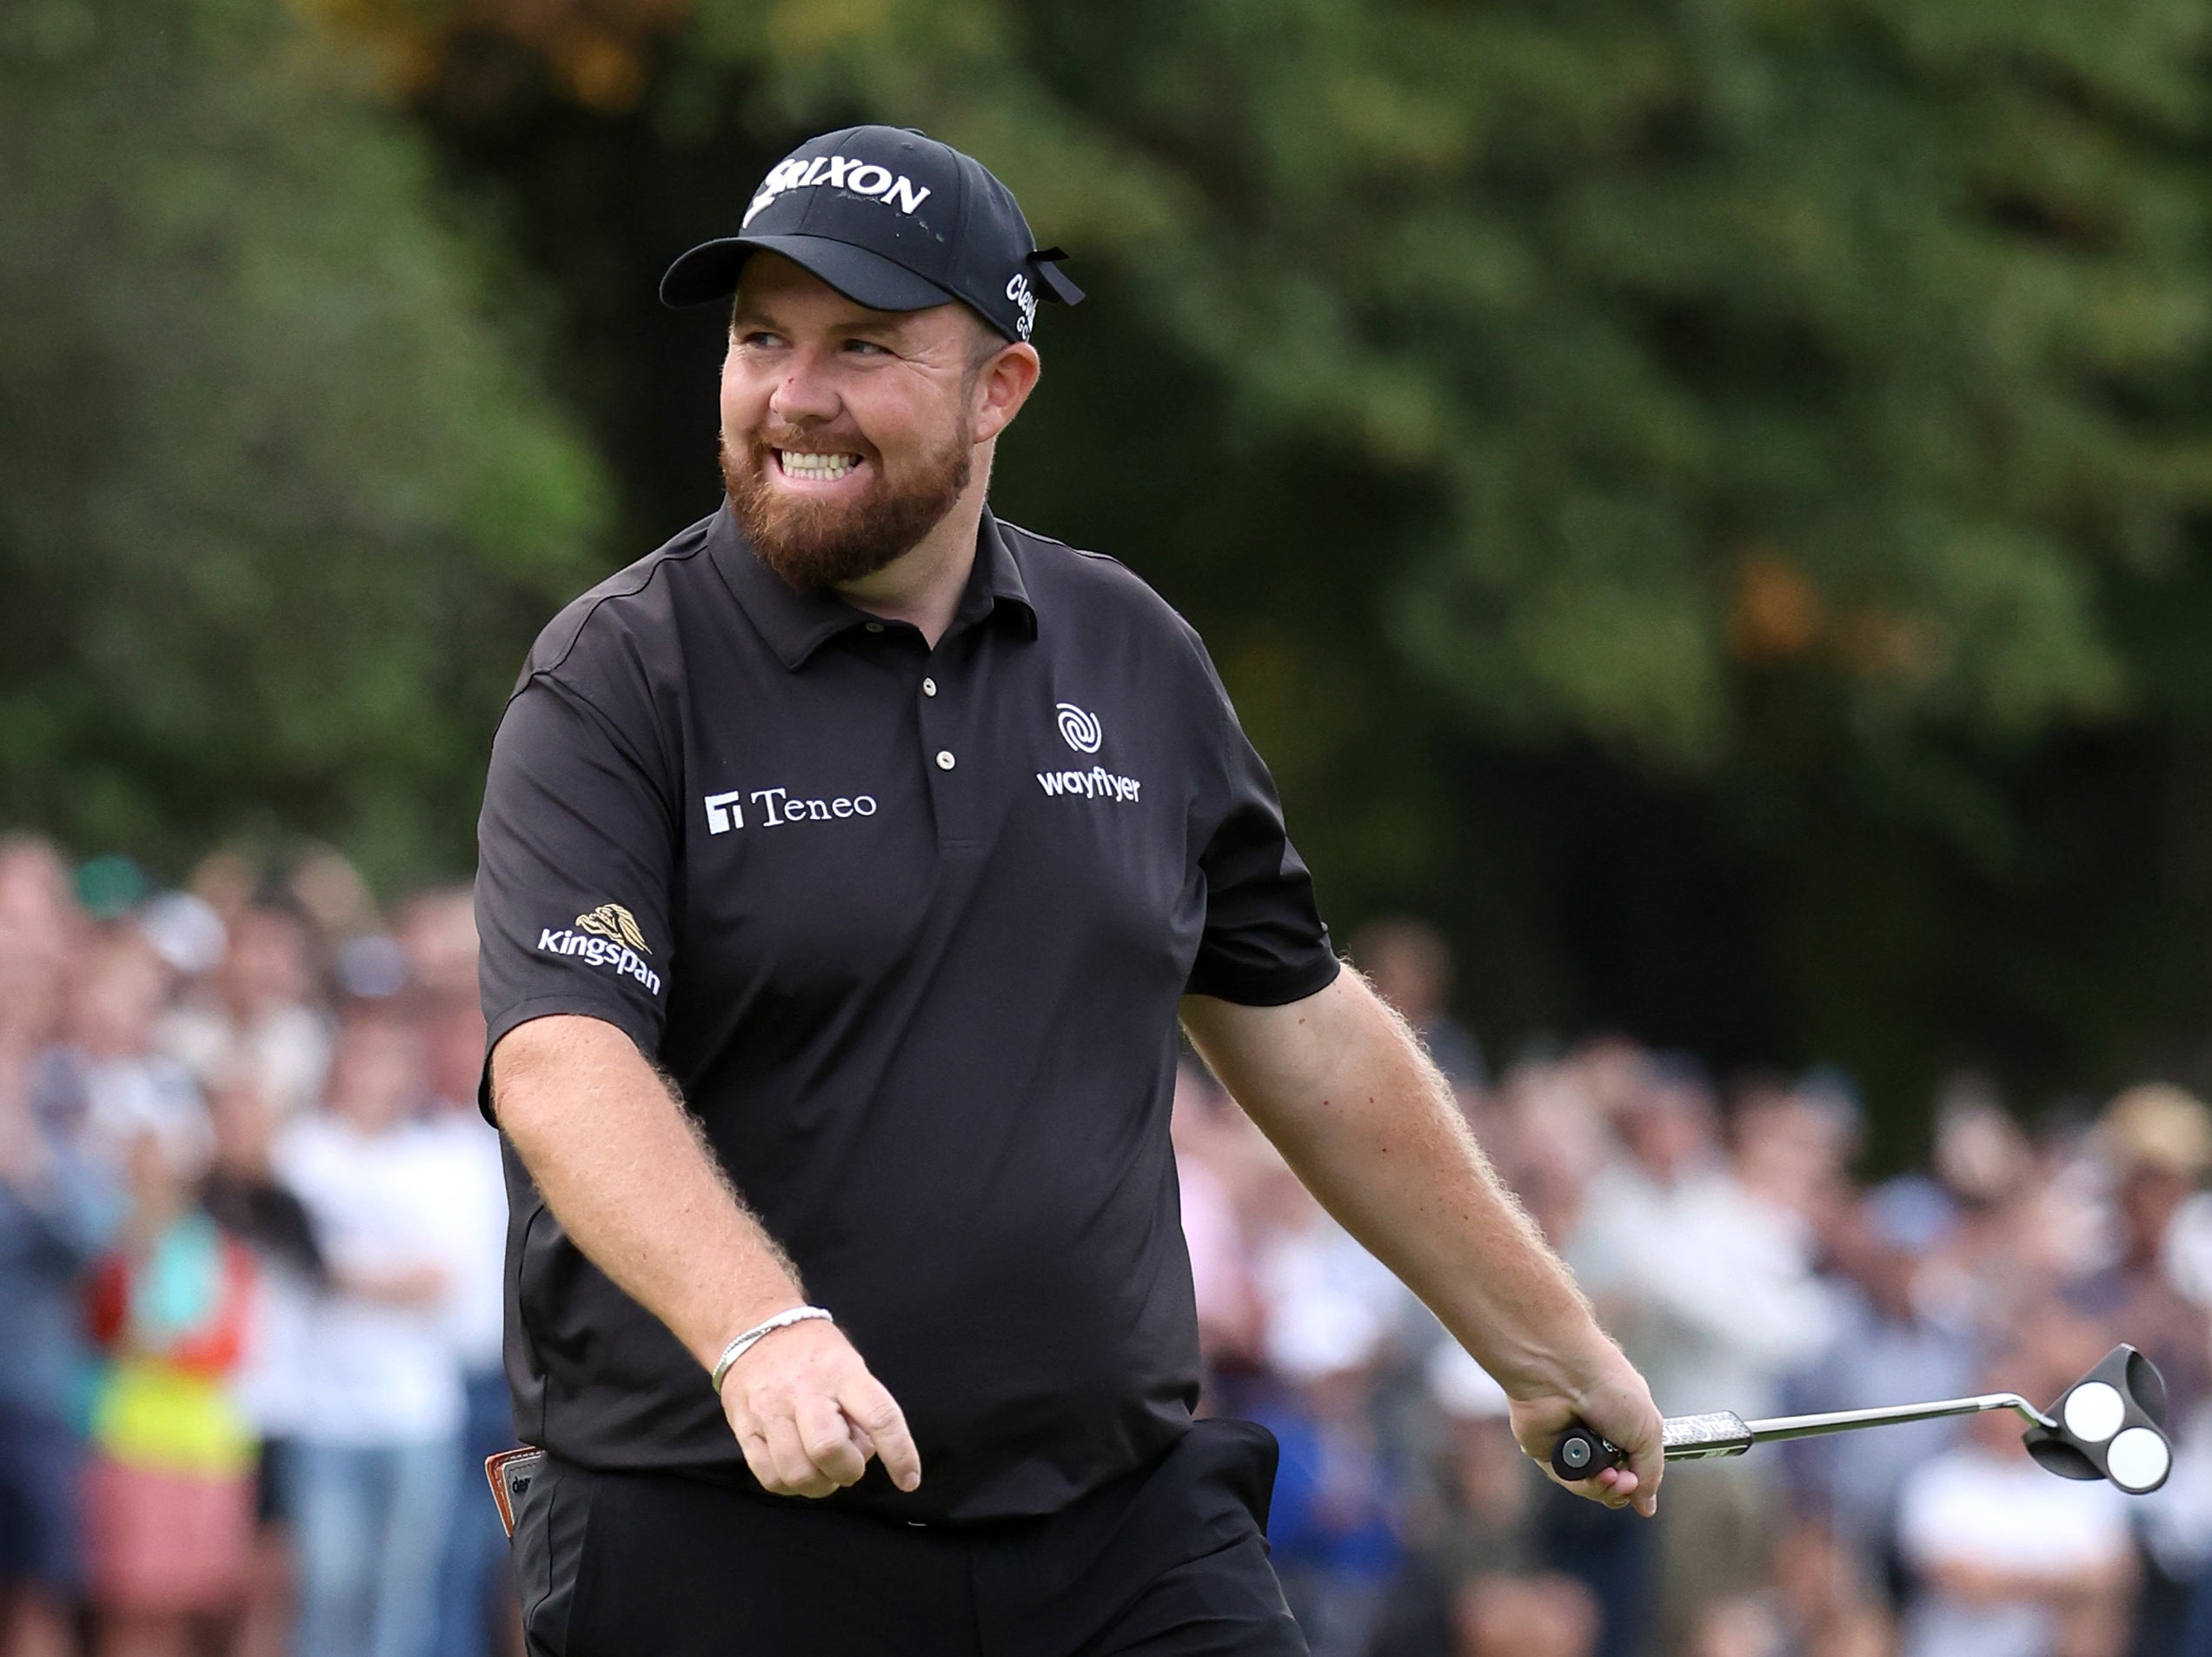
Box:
[710,1305,834,1394]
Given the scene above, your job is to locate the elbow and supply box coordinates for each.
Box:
[486,1012,646,1143]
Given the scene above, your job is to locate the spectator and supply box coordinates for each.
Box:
[35,929,206,1175]
[1783,1200,1980,1580]
[1451,1573,1602,1657]
[1351,918,1486,1093]
[1568,1058,1837,1655]
[202,1075,326,1657]
[1896,1315,2136,1657]
[1895,1085,2049,1342]
[1369,1348,1546,1657]
[2070,1086,2212,1418]
[1252,1289,1403,1657]
[395,889,478,1007]
[2070,1085,2212,1652]
[1172,1062,1263,1381]
[82,1124,258,1655]
[275,1002,462,1657]
[0,846,118,1657]
[413,994,515,1657]
[159,898,331,1128]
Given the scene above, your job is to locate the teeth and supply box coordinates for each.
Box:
[779,451,859,481]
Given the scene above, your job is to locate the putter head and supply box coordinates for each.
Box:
[2022,1344,2172,1495]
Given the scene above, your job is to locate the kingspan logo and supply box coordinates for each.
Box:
[743,154,933,230]
[537,904,661,996]
[574,903,648,954]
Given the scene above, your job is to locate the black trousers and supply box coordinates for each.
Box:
[509,1418,1309,1657]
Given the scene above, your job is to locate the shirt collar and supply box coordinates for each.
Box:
[709,503,1037,671]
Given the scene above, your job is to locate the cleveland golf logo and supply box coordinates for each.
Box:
[743,154,933,229]
[538,905,661,996]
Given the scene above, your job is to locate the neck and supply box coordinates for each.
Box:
[834,444,994,648]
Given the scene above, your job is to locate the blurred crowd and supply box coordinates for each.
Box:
[0,836,508,1657]
[4,835,2212,1657]
[1181,920,2212,1657]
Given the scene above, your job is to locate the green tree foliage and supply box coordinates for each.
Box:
[670,0,2212,767]
[0,0,608,883]
[26,0,2212,1136]
[357,0,2212,1134]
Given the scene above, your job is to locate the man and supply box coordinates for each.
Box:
[475,125,1663,1656]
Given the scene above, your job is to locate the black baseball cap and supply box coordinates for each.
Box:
[660,125,1083,343]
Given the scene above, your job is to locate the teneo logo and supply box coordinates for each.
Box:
[574,902,648,955]
[703,787,878,835]
[1056,702,1103,755]
[743,155,933,230]
[537,909,661,996]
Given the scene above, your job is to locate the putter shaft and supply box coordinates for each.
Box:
[1736,1391,2056,1450]
[1556,1391,2058,1475]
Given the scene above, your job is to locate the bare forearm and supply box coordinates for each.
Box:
[1183,976,1602,1397]
[490,1014,802,1372]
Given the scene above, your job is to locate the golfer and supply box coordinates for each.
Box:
[475,125,1663,1655]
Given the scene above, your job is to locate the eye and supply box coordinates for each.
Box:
[735,329,783,350]
[842,338,893,356]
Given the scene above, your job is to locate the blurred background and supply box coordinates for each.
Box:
[7,0,2212,1654]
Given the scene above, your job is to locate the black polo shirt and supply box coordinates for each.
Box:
[475,503,1339,1523]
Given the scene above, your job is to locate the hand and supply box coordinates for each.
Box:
[719,1318,922,1500]
[1507,1346,1664,1518]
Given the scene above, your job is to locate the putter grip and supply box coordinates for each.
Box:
[1551,1422,1625,1481]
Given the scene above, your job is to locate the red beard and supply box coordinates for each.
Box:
[721,423,973,594]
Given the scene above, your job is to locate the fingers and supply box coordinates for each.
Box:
[840,1371,922,1493]
[761,1414,838,1498]
[1625,1435,1663,1519]
[719,1322,922,1498]
[795,1392,868,1489]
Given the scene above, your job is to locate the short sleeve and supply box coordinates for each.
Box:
[475,675,677,1115]
[1183,647,1341,1006]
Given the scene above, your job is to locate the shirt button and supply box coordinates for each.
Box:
[934,750,956,771]
[864,622,885,634]
[921,677,938,698]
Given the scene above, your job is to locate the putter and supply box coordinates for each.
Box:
[1550,1343,2173,1497]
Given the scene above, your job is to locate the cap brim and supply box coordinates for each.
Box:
[659,234,958,313]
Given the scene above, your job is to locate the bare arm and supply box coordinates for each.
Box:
[1180,970,1664,1515]
[489,1013,920,1495]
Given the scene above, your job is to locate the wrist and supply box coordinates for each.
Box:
[709,1304,834,1394]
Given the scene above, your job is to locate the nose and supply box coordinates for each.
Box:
[767,347,840,426]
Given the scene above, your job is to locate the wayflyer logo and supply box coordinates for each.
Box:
[1056,702,1103,755]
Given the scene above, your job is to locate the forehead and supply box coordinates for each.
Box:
[734,253,963,342]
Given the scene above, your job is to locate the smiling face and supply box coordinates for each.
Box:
[718,253,1036,594]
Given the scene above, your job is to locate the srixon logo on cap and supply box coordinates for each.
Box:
[743,155,933,229]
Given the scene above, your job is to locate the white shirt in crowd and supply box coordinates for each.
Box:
[275,1112,474,1447]
[410,1104,510,1378]
[1896,1443,2132,1657]
[160,1000,331,1123]
[1569,1160,1837,1421]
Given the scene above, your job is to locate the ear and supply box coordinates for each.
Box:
[970,343,1042,445]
